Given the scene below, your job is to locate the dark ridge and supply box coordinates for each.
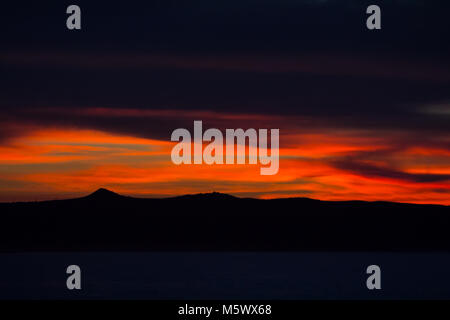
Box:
[0,188,449,252]
[171,192,238,201]
[83,188,124,199]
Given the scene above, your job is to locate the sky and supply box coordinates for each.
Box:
[1,0,449,204]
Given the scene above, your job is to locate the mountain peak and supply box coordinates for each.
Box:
[86,188,122,199]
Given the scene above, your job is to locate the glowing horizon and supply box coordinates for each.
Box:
[1,108,449,205]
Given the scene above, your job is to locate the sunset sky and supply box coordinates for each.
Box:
[1,1,449,204]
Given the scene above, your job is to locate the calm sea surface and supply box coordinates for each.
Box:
[1,252,449,299]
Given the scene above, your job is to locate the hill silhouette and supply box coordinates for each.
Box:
[0,188,449,252]
[82,188,125,200]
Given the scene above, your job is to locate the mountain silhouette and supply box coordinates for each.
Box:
[172,191,238,201]
[0,189,449,252]
[83,188,125,200]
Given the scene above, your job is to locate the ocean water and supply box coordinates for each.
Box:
[1,252,449,299]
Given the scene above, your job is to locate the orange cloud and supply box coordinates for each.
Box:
[0,123,449,204]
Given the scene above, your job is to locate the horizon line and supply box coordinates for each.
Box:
[1,187,448,207]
